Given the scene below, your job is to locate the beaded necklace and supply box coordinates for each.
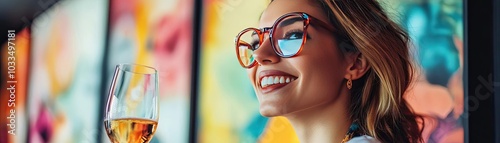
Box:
[341,122,360,143]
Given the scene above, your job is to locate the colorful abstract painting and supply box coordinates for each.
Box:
[106,0,194,142]
[27,0,108,142]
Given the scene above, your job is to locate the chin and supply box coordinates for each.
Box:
[259,104,289,117]
[260,110,280,117]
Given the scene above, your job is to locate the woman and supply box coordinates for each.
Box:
[234,0,423,142]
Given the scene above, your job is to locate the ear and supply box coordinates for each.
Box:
[344,53,370,80]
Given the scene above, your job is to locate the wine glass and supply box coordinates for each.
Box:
[104,63,159,143]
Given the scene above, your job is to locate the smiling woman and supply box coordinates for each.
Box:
[235,0,423,142]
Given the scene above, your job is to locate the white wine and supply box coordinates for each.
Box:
[104,118,158,143]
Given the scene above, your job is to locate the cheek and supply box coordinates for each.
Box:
[295,38,345,82]
[294,56,344,92]
[285,43,346,108]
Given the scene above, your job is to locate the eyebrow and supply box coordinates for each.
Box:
[251,16,303,37]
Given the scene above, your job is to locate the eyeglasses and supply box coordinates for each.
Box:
[235,12,336,68]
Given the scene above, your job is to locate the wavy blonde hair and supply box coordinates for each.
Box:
[314,0,424,142]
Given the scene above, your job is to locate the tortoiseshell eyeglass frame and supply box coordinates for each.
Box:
[235,12,337,68]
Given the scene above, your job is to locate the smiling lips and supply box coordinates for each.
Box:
[258,70,297,93]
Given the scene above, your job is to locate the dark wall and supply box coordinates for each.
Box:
[467,0,499,142]
[494,0,500,142]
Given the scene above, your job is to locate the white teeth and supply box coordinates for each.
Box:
[267,77,274,85]
[274,77,279,84]
[260,76,296,87]
[261,77,268,87]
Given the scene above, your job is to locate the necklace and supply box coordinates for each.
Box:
[341,122,360,143]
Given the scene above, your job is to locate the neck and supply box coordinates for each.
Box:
[285,91,352,143]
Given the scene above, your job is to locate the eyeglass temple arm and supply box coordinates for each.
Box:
[308,16,336,33]
[308,15,357,51]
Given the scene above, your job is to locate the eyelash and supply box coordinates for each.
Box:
[248,29,311,50]
[251,41,260,50]
[283,29,311,39]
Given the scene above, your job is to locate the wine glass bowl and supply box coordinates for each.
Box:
[104,64,159,143]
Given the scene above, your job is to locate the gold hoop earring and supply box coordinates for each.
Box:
[347,78,352,89]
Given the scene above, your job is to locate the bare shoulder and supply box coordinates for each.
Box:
[347,135,381,143]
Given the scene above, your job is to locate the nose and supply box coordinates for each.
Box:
[253,35,280,66]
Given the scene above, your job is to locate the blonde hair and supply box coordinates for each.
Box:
[316,0,423,142]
